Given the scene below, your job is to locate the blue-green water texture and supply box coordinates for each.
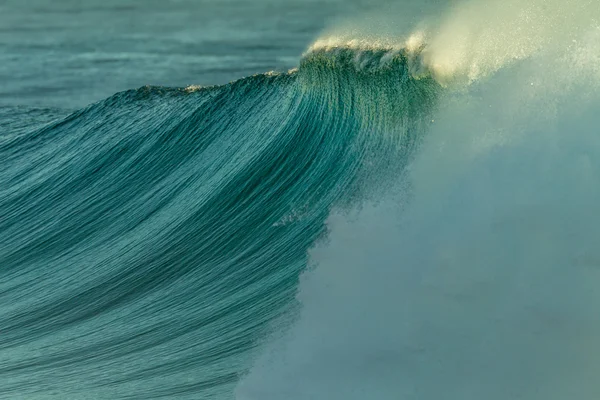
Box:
[0,47,438,399]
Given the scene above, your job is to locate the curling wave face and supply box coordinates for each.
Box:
[0,46,440,399]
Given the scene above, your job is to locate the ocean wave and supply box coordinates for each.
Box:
[0,45,439,399]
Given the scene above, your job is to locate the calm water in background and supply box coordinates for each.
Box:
[0,0,375,109]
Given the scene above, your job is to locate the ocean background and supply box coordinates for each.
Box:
[2,0,600,399]
[0,0,380,109]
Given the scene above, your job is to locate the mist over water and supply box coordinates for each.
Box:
[237,1,600,399]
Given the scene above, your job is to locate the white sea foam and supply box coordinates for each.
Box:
[422,0,600,83]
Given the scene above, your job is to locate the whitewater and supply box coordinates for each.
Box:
[1,0,600,399]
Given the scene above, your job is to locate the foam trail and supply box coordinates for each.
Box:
[236,2,600,399]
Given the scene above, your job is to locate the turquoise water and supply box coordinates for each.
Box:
[2,1,600,399]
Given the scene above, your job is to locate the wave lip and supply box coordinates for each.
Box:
[304,36,430,78]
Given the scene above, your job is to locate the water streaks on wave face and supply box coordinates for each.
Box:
[0,45,439,399]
